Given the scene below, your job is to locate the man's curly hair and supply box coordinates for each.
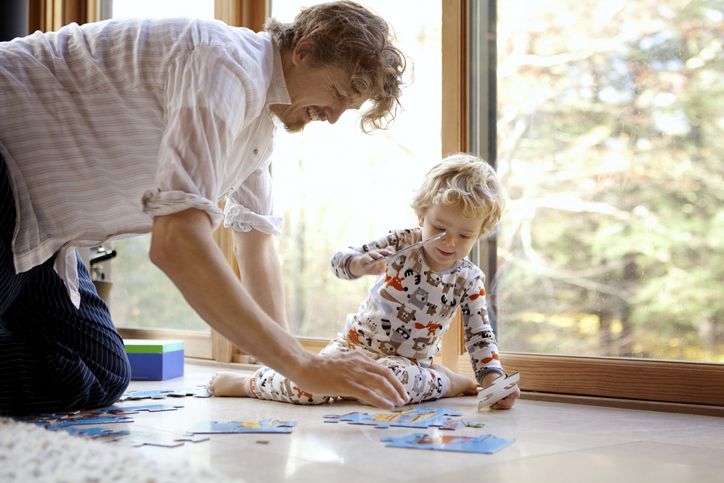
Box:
[265,1,407,132]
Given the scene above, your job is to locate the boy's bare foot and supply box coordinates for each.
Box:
[431,363,478,397]
[207,371,250,397]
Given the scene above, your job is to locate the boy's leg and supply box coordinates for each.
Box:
[0,157,130,416]
[377,356,453,403]
[245,366,333,404]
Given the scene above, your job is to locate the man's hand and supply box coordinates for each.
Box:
[348,248,395,277]
[289,351,410,409]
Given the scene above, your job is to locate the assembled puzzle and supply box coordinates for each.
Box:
[381,432,515,454]
[323,406,483,430]
[187,419,297,434]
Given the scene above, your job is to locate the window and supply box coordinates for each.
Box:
[494,0,722,363]
[269,0,443,339]
[462,0,723,409]
[103,0,215,333]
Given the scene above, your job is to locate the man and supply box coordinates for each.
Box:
[0,1,409,415]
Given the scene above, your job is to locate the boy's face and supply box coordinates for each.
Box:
[271,39,366,133]
[418,203,481,272]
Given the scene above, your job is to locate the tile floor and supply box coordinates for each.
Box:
[119,361,724,483]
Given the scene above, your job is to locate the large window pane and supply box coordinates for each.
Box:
[496,0,723,362]
[270,0,442,338]
[105,0,214,331]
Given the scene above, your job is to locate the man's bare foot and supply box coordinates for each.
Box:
[431,363,478,397]
[207,371,250,397]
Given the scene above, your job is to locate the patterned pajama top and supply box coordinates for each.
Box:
[330,227,504,385]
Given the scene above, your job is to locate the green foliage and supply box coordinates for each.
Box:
[496,0,723,361]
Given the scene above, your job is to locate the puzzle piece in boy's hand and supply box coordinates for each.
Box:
[323,406,463,429]
[477,372,520,410]
[381,432,514,454]
[187,419,297,434]
[102,403,184,415]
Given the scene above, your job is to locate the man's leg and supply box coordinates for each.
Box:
[0,156,130,415]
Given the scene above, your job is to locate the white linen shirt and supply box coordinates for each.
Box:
[0,18,289,307]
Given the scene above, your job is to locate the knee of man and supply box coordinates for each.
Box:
[104,352,132,403]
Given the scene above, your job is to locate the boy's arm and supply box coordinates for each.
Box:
[461,273,505,383]
[461,272,520,409]
[330,229,415,279]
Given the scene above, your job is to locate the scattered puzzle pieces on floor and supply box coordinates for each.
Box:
[323,406,481,430]
[381,432,515,454]
[118,386,211,401]
[187,419,297,434]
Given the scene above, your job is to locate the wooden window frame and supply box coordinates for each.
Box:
[439,0,723,415]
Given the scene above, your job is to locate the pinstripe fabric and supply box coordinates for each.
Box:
[0,155,131,415]
[0,18,289,307]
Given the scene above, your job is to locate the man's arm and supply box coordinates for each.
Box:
[232,229,288,331]
[149,208,409,408]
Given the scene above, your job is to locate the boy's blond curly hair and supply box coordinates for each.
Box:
[411,153,505,238]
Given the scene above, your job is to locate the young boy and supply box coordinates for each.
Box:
[209,154,519,409]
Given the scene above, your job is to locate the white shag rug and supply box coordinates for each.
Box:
[0,417,228,482]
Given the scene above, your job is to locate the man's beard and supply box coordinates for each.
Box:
[283,119,306,133]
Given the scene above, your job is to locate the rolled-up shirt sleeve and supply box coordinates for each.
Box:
[143,45,248,228]
[223,157,283,235]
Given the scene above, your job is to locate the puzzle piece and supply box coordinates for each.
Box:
[477,372,520,410]
[126,431,210,448]
[102,403,184,415]
[187,419,297,434]
[44,415,134,428]
[59,426,131,442]
[323,406,463,429]
[381,432,514,454]
[118,386,210,401]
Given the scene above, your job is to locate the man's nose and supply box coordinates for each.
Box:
[325,105,345,124]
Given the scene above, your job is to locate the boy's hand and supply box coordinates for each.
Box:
[482,372,521,410]
[349,248,395,277]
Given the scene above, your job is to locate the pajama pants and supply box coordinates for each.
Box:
[0,154,131,415]
[247,336,451,405]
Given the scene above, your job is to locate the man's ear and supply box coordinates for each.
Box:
[418,214,425,227]
[291,37,314,66]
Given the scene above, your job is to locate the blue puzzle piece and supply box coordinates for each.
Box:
[119,386,210,401]
[60,426,131,441]
[127,431,210,448]
[187,419,297,434]
[102,403,184,415]
[323,406,463,429]
[46,415,134,428]
[381,432,514,454]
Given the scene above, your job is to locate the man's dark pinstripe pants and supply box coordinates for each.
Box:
[0,154,130,415]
